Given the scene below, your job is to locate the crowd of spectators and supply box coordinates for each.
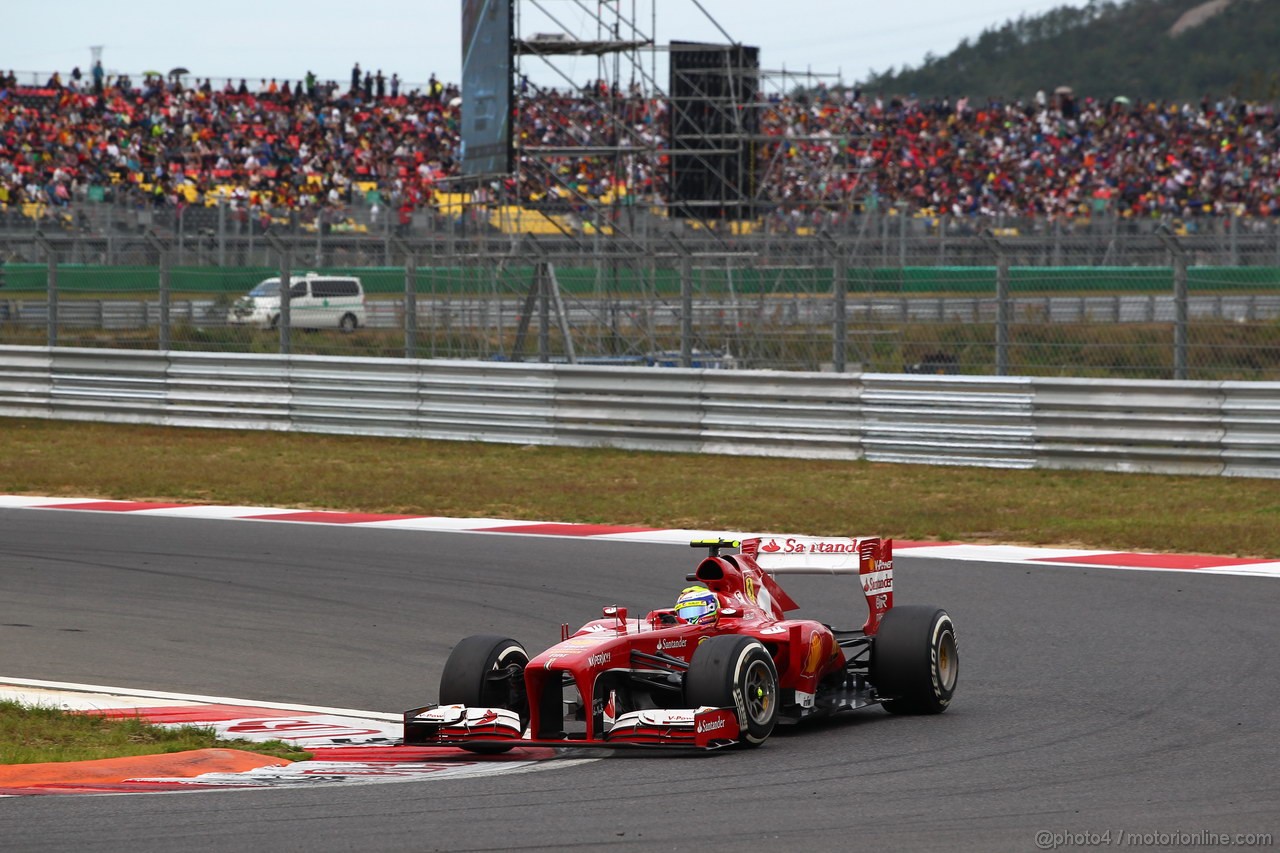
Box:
[757,86,1280,228]
[3,61,1280,232]
[0,63,468,232]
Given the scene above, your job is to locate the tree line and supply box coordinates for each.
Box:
[858,0,1280,102]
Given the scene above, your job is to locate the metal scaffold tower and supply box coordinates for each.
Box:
[507,1,853,241]
[510,1,756,238]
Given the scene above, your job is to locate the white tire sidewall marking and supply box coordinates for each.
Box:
[929,614,956,706]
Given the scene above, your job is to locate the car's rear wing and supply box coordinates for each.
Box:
[739,536,894,634]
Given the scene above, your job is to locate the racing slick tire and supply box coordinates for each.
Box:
[871,605,958,715]
[685,636,779,747]
[439,634,530,753]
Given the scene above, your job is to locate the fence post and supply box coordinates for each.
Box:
[217,201,227,267]
[177,207,186,266]
[897,203,908,269]
[545,261,576,365]
[265,232,291,355]
[527,237,550,364]
[394,238,417,359]
[383,215,392,267]
[981,230,1009,376]
[879,211,889,266]
[1228,210,1239,266]
[147,231,171,351]
[533,262,549,363]
[667,237,693,368]
[1156,225,1188,380]
[35,231,57,348]
[822,234,847,373]
[425,235,438,359]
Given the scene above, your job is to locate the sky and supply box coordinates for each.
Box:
[5,0,1095,90]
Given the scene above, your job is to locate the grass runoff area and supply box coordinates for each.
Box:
[0,700,310,765]
[3,418,1280,558]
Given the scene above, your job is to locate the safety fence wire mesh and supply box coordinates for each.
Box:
[3,228,1279,379]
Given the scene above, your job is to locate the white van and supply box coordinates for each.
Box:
[227,274,367,332]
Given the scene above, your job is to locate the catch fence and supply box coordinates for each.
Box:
[1,228,1279,379]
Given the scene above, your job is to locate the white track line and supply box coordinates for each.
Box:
[4,495,1277,578]
[0,677,401,721]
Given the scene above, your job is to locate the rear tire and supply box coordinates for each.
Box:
[339,313,357,333]
[871,606,958,715]
[439,634,529,753]
[685,635,778,746]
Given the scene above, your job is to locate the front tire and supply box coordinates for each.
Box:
[871,606,958,714]
[685,635,778,746]
[439,634,529,753]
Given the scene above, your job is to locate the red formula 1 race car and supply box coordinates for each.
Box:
[404,536,958,751]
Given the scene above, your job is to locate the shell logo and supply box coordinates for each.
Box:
[801,633,826,676]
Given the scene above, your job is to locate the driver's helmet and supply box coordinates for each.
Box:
[674,585,719,625]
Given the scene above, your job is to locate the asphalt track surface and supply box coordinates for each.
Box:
[1,509,1277,852]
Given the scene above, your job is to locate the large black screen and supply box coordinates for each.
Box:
[461,0,513,176]
[669,42,760,219]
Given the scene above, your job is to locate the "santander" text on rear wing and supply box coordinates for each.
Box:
[740,536,894,634]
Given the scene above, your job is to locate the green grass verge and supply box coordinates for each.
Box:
[0,700,310,765]
[2,418,1279,557]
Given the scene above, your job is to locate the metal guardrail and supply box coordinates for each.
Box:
[1,346,1278,477]
[861,375,1035,469]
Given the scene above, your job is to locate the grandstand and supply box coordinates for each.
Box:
[4,10,1280,240]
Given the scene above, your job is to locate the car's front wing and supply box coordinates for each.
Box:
[403,704,741,750]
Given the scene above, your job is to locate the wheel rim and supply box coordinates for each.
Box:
[742,659,776,725]
[483,649,529,722]
[936,629,958,692]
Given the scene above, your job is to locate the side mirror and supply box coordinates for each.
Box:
[602,605,628,632]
